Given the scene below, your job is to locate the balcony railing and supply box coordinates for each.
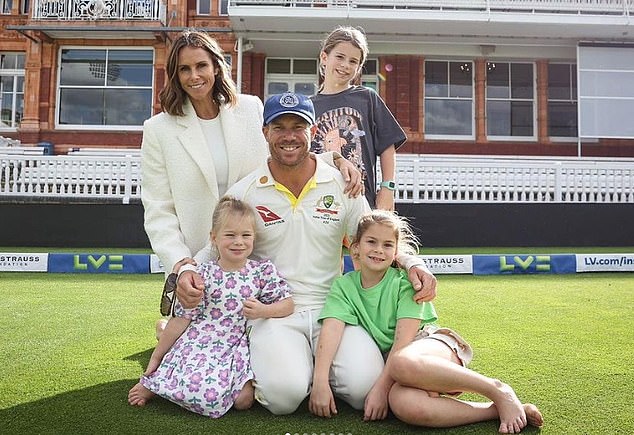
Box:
[32,0,163,20]
[229,0,632,16]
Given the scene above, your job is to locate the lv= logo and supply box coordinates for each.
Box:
[73,255,124,271]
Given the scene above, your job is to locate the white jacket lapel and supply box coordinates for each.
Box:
[221,102,247,187]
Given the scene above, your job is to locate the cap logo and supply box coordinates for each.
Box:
[279,93,300,108]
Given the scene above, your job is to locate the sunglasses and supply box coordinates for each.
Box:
[160,272,178,316]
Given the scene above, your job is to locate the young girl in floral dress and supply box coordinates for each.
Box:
[128,196,294,417]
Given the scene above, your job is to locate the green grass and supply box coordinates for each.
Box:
[1,272,633,434]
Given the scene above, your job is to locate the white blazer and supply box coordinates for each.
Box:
[141,94,268,272]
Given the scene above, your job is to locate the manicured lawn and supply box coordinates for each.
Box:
[1,271,632,434]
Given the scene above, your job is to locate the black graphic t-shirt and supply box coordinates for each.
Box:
[311,86,406,207]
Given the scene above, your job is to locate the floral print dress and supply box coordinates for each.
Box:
[140,258,291,418]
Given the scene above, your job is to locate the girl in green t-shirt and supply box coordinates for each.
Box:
[310,210,543,433]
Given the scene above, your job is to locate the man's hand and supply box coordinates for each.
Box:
[308,382,338,418]
[176,270,204,309]
[336,156,363,198]
[408,265,437,303]
[363,384,389,421]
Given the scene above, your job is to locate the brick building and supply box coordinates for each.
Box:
[2,0,634,157]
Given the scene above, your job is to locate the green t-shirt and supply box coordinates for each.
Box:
[318,267,438,353]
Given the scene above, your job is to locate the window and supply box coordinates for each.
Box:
[1,0,12,14]
[20,0,28,14]
[197,0,210,14]
[58,48,153,129]
[424,60,473,137]
[265,58,317,99]
[486,62,535,138]
[361,59,378,90]
[548,63,577,138]
[197,0,225,15]
[0,53,24,130]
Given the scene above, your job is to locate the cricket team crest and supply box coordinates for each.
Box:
[322,194,334,209]
[314,194,341,222]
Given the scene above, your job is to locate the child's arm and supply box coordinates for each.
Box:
[363,317,420,421]
[315,151,363,197]
[144,316,191,376]
[376,145,397,211]
[242,296,294,320]
[309,318,346,418]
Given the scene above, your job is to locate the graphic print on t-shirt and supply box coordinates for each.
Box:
[311,107,366,181]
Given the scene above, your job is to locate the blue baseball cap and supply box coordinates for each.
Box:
[263,92,316,126]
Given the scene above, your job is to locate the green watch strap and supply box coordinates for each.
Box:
[380,180,397,191]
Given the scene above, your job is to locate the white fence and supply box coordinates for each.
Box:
[390,155,634,203]
[1,152,633,204]
[0,153,140,204]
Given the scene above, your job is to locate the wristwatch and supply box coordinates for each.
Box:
[380,180,397,191]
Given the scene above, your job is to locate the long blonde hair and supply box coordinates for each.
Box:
[160,29,237,116]
[352,210,419,257]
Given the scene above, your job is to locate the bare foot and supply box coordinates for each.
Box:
[233,380,255,410]
[493,381,527,434]
[155,318,168,341]
[128,382,155,407]
[524,403,543,428]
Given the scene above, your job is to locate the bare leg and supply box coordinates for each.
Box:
[389,384,497,427]
[128,382,155,407]
[390,339,540,433]
[233,380,255,410]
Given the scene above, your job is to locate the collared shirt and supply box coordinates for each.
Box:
[226,157,371,311]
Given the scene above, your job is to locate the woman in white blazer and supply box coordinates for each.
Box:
[142,30,360,320]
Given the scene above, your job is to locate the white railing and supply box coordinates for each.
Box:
[390,155,634,203]
[1,153,633,204]
[32,0,163,20]
[0,154,140,204]
[229,0,632,15]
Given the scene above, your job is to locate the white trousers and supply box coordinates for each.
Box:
[248,309,384,415]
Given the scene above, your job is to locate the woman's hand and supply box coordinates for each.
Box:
[176,270,205,309]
